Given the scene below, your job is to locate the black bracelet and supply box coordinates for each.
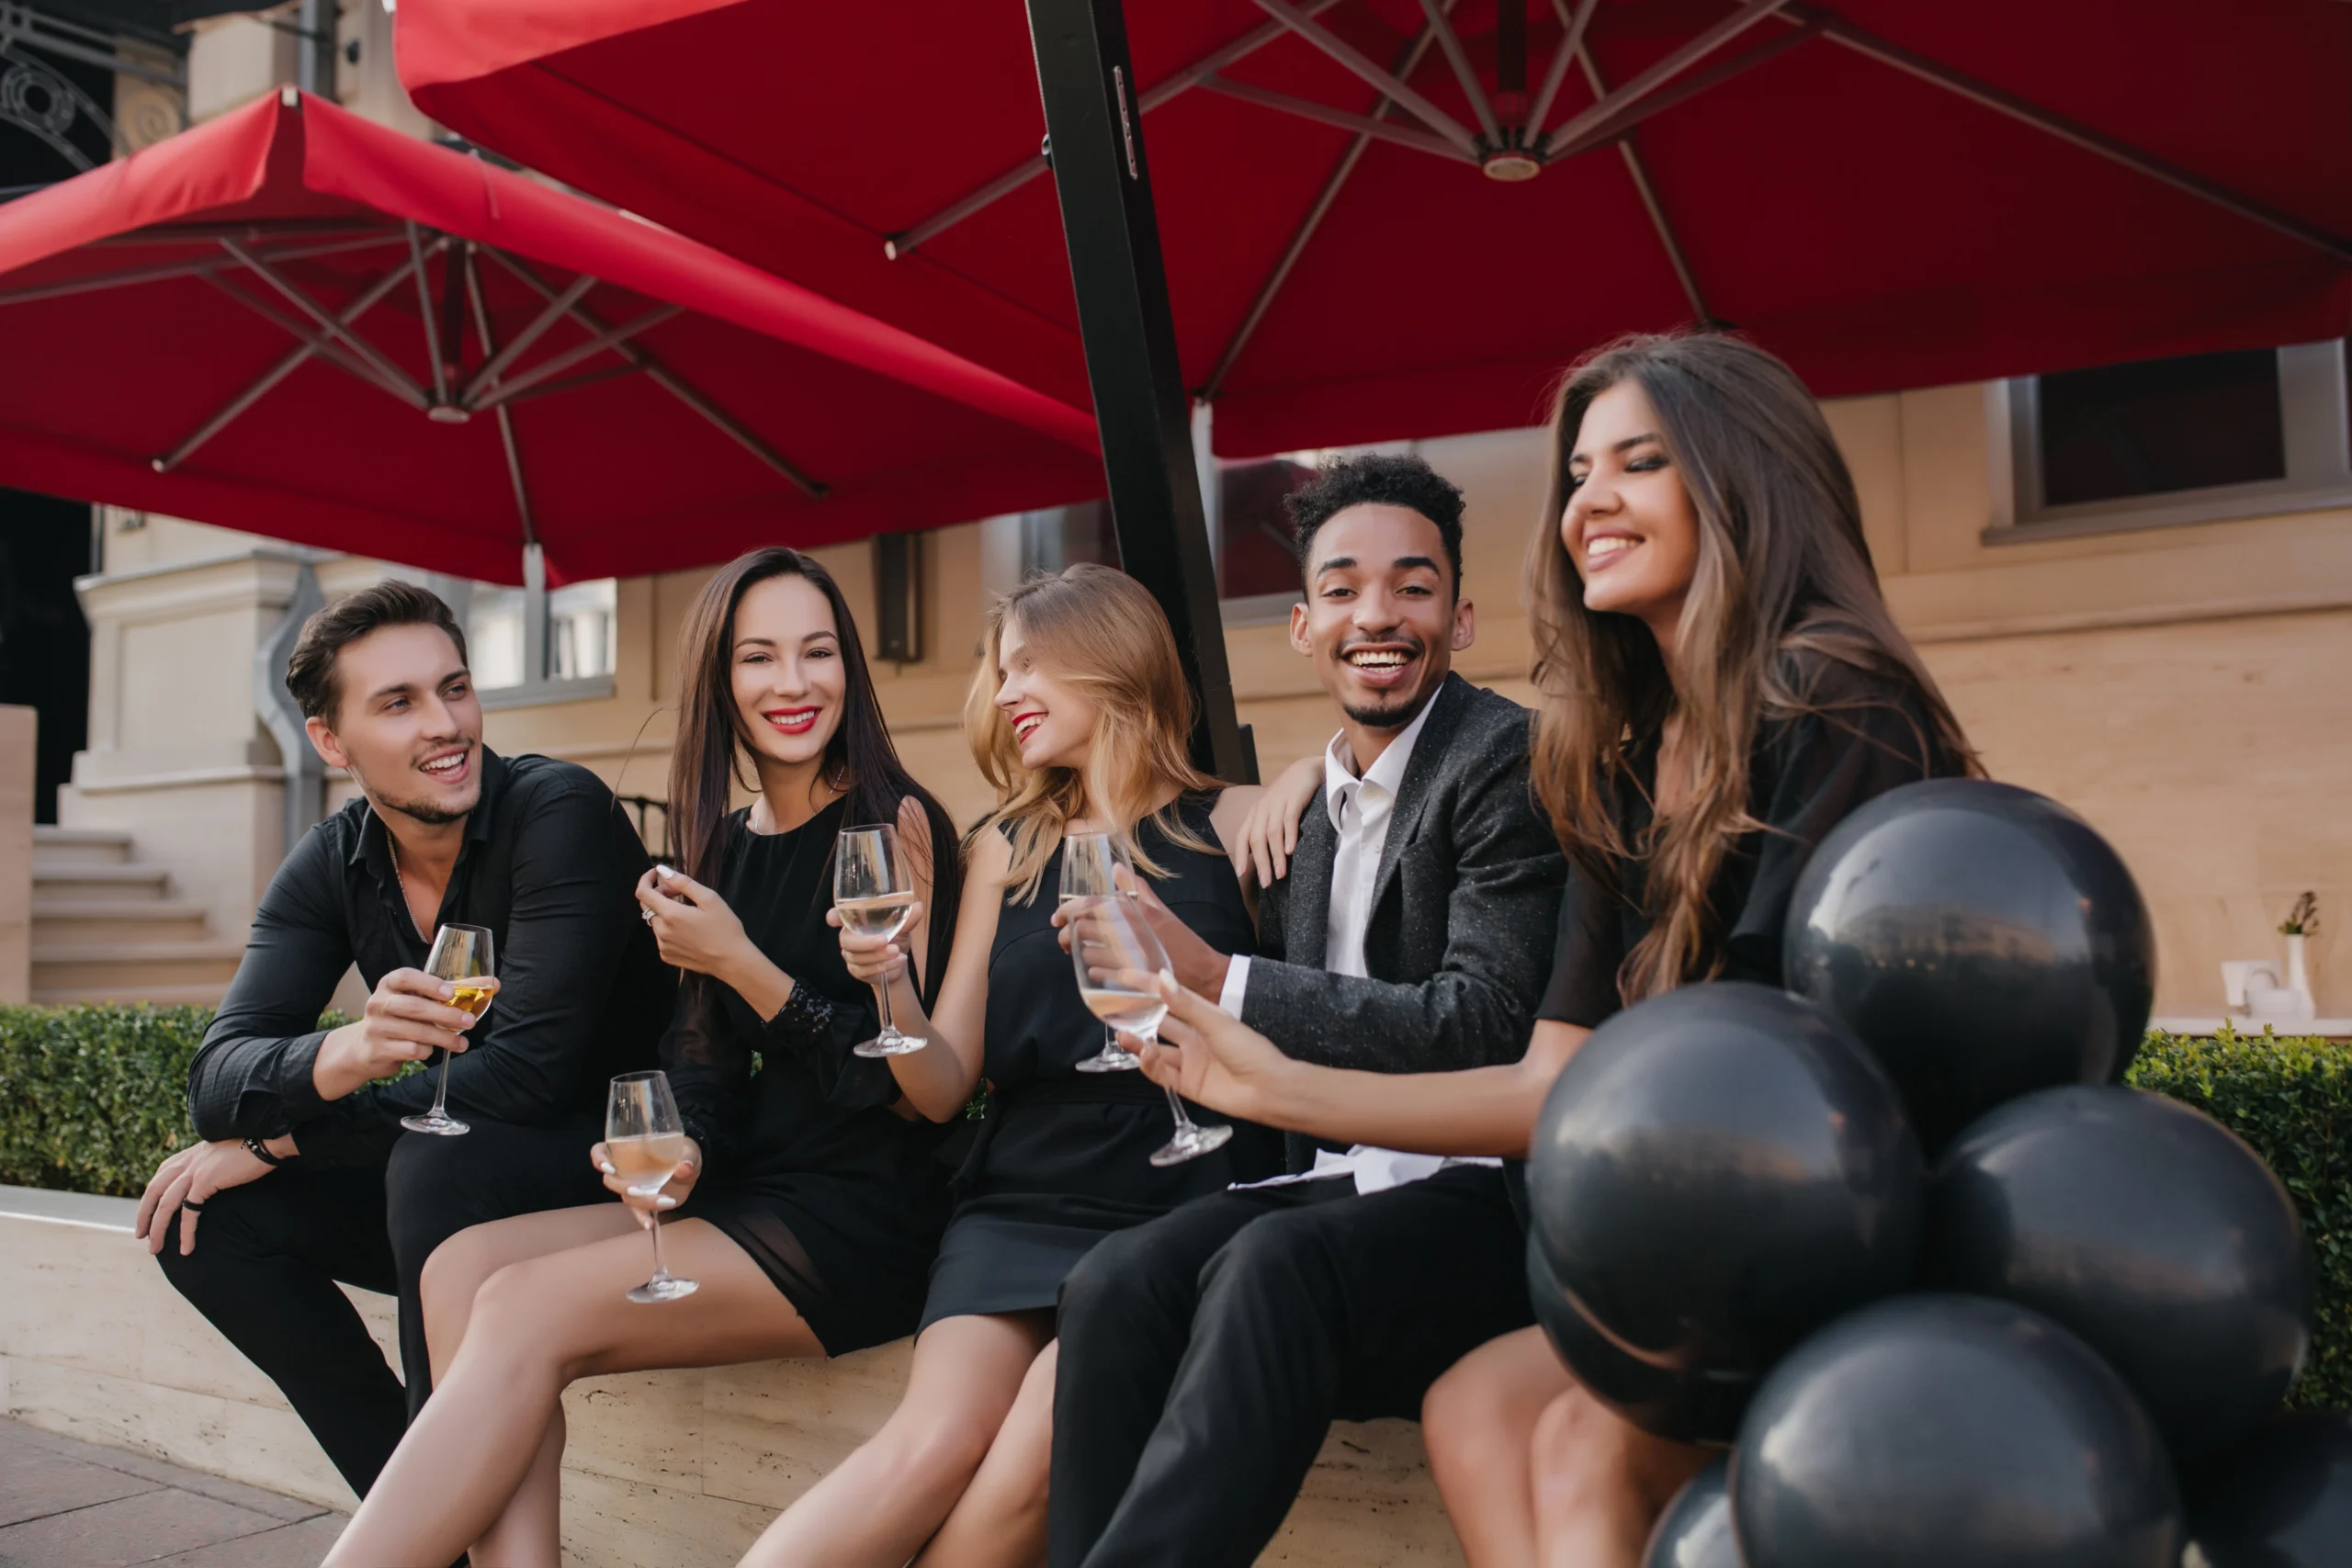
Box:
[243,1135,288,1168]
[763,980,837,1045]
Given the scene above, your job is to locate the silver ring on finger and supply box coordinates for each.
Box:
[641,907,655,923]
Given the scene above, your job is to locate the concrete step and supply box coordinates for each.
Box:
[28,863,172,901]
[28,827,133,866]
[30,941,244,1000]
[28,900,212,944]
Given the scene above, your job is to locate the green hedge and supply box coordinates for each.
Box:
[0,1003,347,1200]
[2129,1026,2351,1412]
[2,1005,2346,1408]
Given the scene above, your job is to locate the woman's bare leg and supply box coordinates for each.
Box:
[1528,1385,1710,1568]
[421,1204,639,1381]
[916,1338,1057,1568]
[324,1219,821,1568]
[738,1312,1052,1568]
[1423,1327,1571,1568]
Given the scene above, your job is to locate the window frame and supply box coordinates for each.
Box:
[428,549,616,710]
[1995,338,2352,545]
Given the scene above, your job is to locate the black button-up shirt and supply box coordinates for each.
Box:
[188,748,674,1168]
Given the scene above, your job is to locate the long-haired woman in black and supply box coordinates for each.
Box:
[327,547,962,1568]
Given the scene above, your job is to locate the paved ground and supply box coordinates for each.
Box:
[0,1419,343,1567]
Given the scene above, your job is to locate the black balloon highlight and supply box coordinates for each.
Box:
[1783,778,2155,1149]
[1645,1458,1738,1568]
[1934,1084,2312,1460]
[1731,1294,2180,1568]
[1527,982,1923,1387]
[1525,1232,1751,1446]
[2182,1412,2352,1568]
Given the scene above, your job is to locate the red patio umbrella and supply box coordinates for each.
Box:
[0,87,1102,584]
[398,0,2352,459]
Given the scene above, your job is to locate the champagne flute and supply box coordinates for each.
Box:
[399,923,494,1136]
[1060,831,1140,1073]
[1067,895,1234,1167]
[835,824,927,1057]
[606,1070,699,1303]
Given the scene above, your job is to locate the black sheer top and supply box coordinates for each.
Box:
[665,799,939,1194]
[1538,652,1971,1031]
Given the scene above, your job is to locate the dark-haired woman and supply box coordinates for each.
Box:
[1115,333,1977,1568]
[326,547,963,1568]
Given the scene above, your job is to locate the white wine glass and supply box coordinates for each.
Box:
[399,923,494,1136]
[1067,895,1234,1167]
[835,824,927,1058]
[1060,831,1140,1074]
[606,1070,699,1303]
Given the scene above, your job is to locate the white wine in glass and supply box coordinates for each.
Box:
[401,923,494,1136]
[836,824,927,1058]
[1066,895,1232,1168]
[606,1070,698,1303]
[1060,831,1140,1073]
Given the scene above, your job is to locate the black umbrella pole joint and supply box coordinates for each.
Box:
[1024,0,1258,784]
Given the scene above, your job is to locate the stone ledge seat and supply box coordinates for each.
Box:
[0,1185,1465,1566]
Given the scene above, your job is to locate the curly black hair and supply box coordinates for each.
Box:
[1282,453,1466,596]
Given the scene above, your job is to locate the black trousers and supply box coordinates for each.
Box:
[1049,1164,1533,1568]
[153,1112,610,1498]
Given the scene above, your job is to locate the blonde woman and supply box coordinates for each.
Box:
[737,564,1279,1568]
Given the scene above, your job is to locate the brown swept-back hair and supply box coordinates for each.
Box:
[966,564,1220,903]
[286,579,469,724]
[669,547,960,999]
[1530,332,1979,1002]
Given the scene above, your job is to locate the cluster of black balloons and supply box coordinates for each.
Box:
[1524,780,2345,1567]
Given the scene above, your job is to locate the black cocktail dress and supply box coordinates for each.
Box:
[919,794,1279,1332]
[667,797,949,1355]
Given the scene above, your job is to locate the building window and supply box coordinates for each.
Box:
[1014,459,1315,626]
[441,562,616,708]
[2005,339,2352,538]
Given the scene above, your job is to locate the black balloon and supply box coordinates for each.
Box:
[1732,1294,2181,1568]
[1526,1231,1752,1445]
[1645,1458,1739,1568]
[1783,778,2155,1150]
[2182,1412,2352,1567]
[1934,1084,2312,1460]
[1527,983,1923,1386]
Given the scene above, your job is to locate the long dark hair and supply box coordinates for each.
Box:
[1530,332,1979,1001]
[669,547,961,1000]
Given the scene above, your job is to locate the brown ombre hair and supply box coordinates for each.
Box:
[967,564,1219,903]
[669,547,960,998]
[1529,332,1978,1001]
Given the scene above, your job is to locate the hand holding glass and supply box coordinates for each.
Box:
[1060,832,1141,1073]
[836,824,927,1057]
[606,1070,698,1303]
[399,923,495,1136]
[1068,894,1233,1167]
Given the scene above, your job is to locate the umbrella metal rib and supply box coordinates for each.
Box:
[198,268,430,408]
[1194,74,1470,163]
[1539,0,1793,159]
[886,0,1349,257]
[467,299,683,408]
[1203,4,1450,400]
[1251,0,1482,158]
[461,243,538,545]
[0,231,400,308]
[223,237,431,405]
[1419,0,1501,147]
[157,242,440,471]
[1528,0,1600,137]
[1577,48,1713,328]
[478,245,826,498]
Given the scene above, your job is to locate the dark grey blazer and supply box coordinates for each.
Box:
[1244,671,1566,1077]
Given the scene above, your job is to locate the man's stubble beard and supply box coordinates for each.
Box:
[350,759,476,828]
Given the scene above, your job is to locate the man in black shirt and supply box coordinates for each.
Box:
[131,581,671,1498]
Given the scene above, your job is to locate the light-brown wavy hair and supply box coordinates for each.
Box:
[967,563,1220,903]
[1530,332,1980,1002]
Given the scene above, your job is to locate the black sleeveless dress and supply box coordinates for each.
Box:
[666,799,950,1355]
[919,794,1280,1332]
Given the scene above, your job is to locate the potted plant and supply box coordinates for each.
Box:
[2279,892,2320,1018]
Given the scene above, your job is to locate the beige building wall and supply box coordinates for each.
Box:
[0,706,31,1003]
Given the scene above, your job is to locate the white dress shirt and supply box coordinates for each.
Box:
[1217,699,1498,1196]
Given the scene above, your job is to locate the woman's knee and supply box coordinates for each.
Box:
[1528,1389,1633,1501]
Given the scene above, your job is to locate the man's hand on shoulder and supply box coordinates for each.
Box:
[311,967,477,1101]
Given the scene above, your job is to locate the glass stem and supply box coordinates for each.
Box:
[876,976,898,1036]
[1161,1084,1198,1141]
[647,1205,673,1282]
[431,1045,453,1114]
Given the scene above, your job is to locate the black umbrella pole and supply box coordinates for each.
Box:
[1024,0,1257,784]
